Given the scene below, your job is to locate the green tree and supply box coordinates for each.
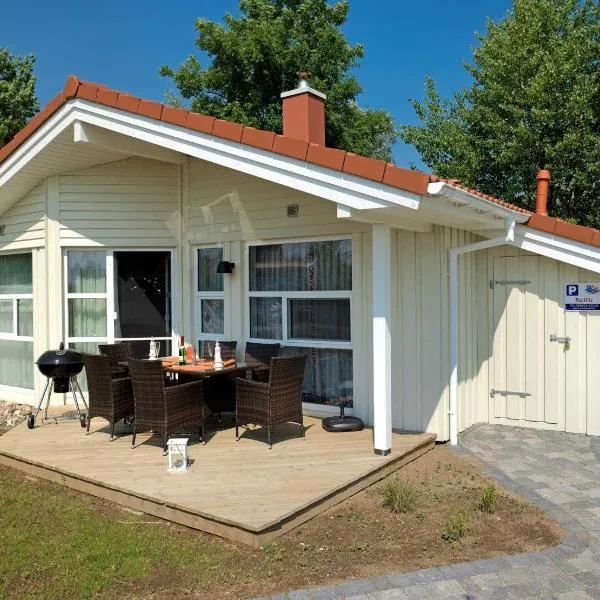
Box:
[160,0,396,161]
[401,0,600,227]
[0,48,38,148]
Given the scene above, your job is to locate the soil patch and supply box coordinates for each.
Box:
[0,444,562,600]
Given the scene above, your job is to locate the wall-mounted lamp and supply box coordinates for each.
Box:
[216,261,235,274]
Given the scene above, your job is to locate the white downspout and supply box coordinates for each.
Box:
[449,217,516,445]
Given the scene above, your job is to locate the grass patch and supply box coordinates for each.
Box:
[380,478,418,514]
[478,483,498,514]
[441,507,469,542]
[0,467,230,600]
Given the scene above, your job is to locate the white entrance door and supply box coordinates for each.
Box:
[491,256,564,427]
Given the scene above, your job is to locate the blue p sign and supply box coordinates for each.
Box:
[567,284,579,296]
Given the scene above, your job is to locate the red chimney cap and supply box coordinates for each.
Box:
[536,169,551,182]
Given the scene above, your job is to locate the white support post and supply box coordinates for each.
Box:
[372,224,392,455]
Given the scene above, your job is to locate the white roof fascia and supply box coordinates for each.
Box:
[515,225,600,274]
[0,104,75,190]
[0,99,421,213]
[427,181,530,224]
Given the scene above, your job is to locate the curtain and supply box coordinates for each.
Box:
[67,252,107,339]
[249,240,353,406]
[250,297,282,339]
[250,240,352,292]
[0,253,32,294]
[288,299,350,341]
[282,347,353,407]
[68,252,106,293]
[0,340,33,389]
[0,300,11,333]
[198,248,223,292]
[0,253,34,390]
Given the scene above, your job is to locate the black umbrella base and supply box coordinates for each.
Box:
[322,415,365,432]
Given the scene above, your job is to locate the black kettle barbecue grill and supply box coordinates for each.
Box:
[29,343,88,429]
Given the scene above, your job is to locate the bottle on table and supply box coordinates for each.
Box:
[178,335,187,365]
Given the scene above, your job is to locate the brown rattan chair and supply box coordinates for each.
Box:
[244,342,281,382]
[201,340,237,361]
[127,358,208,452]
[98,342,134,379]
[82,353,134,440]
[235,354,307,448]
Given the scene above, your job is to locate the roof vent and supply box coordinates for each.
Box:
[287,204,299,218]
[535,169,551,216]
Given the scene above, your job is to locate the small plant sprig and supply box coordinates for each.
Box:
[441,508,469,542]
[478,483,498,514]
[380,478,418,514]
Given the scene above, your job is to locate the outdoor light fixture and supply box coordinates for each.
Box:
[216,261,235,274]
[167,437,189,472]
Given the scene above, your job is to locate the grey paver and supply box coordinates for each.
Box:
[258,424,600,600]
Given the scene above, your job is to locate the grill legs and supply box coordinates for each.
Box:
[28,377,87,430]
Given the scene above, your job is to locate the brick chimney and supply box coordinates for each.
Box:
[535,169,551,216]
[280,72,326,146]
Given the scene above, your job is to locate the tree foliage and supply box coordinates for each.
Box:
[160,0,396,161]
[0,48,38,148]
[401,0,600,226]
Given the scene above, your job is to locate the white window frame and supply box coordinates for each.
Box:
[194,244,230,349]
[245,236,354,411]
[0,251,35,393]
[64,249,176,354]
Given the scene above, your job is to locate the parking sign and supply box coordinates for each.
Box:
[565,283,600,311]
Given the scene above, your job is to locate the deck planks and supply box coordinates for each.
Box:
[0,414,435,546]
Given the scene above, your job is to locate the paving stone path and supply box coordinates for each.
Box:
[258,424,600,600]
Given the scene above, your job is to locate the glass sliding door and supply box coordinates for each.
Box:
[113,251,172,357]
[65,250,173,361]
[0,253,34,390]
[248,238,353,408]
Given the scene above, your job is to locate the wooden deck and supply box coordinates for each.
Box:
[0,412,435,547]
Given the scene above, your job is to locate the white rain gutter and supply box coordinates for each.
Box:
[448,217,516,445]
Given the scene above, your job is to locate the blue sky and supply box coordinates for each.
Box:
[1,0,512,167]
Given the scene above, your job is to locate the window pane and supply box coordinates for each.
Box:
[0,339,33,389]
[282,347,353,407]
[288,299,350,341]
[201,299,224,334]
[68,299,107,337]
[198,248,224,292]
[68,251,106,293]
[17,299,33,337]
[250,297,282,339]
[0,300,12,333]
[0,253,32,294]
[250,240,352,292]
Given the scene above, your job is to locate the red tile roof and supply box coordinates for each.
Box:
[1,75,599,250]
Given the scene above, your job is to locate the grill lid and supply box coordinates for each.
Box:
[36,342,83,367]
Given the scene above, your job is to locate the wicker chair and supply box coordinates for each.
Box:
[82,353,134,440]
[127,358,208,452]
[244,342,281,382]
[98,342,134,379]
[201,340,237,361]
[235,354,307,448]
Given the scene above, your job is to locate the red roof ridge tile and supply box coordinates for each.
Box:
[1,75,599,251]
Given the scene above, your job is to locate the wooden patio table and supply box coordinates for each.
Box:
[160,357,245,377]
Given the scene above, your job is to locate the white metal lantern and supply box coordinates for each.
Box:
[167,437,189,472]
